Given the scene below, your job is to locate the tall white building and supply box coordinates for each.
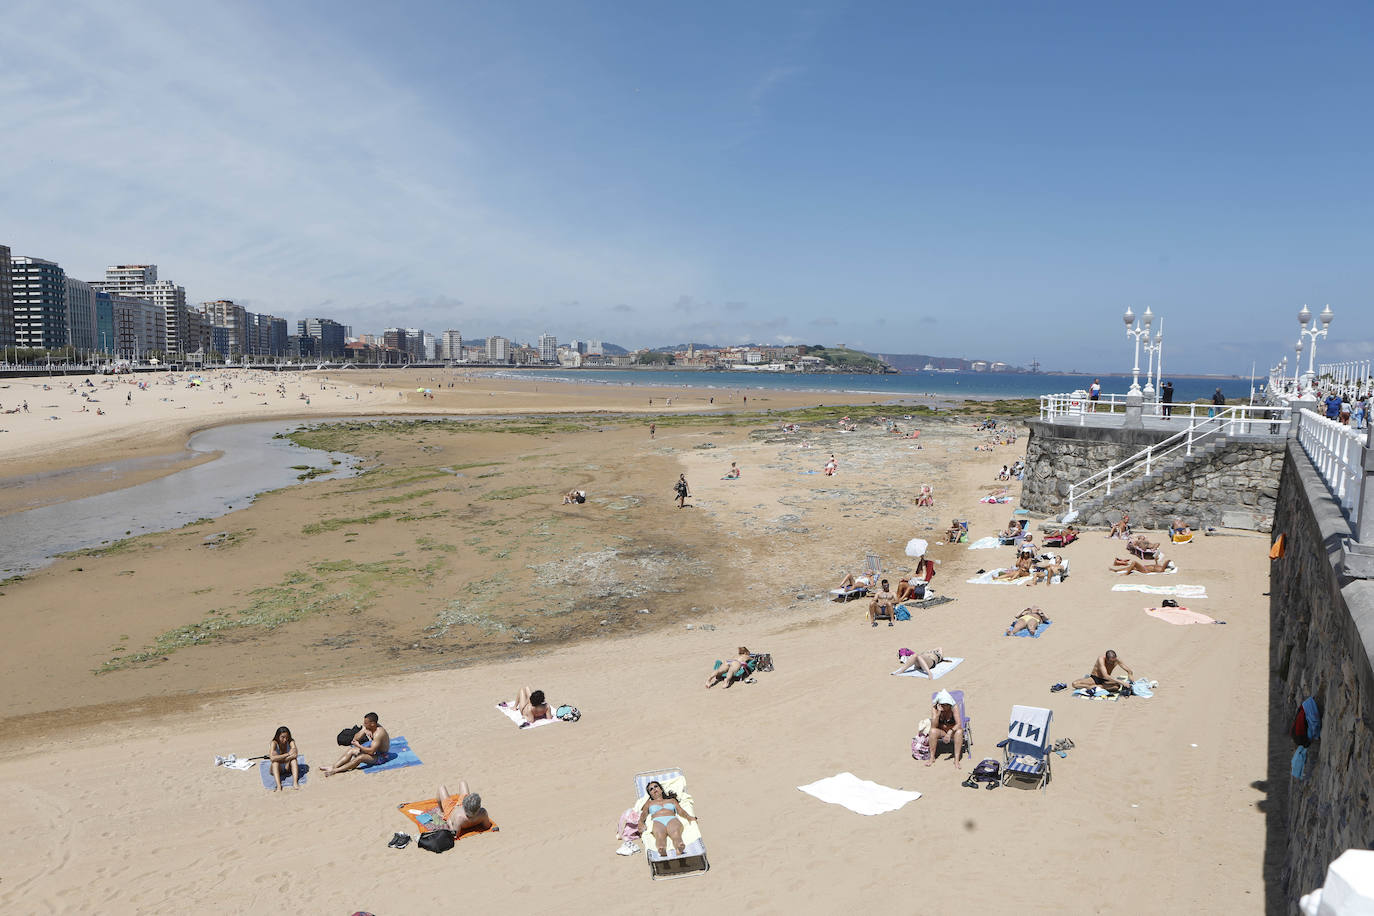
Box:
[486,335,510,363]
[423,332,437,361]
[442,330,463,360]
[63,277,98,351]
[538,333,558,363]
[92,265,190,355]
[587,339,603,356]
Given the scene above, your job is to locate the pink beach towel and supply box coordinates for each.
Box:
[1145,606,1216,626]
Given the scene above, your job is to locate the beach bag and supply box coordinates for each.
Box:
[417,828,455,853]
[337,725,362,746]
[970,758,1001,783]
[751,653,774,673]
[894,605,911,621]
[911,733,930,761]
[617,807,641,841]
[556,705,581,722]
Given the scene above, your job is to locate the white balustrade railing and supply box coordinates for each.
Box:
[1062,404,1291,517]
[1295,408,1365,524]
[1040,393,1289,432]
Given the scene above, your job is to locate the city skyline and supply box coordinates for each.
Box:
[2,2,1371,374]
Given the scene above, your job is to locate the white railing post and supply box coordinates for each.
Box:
[1106,469,1113,496]
[1145,446,1152,477]
[1187,418,1195,456]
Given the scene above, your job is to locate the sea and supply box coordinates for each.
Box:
[481,369,1254,404]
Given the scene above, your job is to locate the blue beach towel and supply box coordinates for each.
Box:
[360,736,422,773]
[258,757,308,789]
[894,605,912,621]
[1010,620,1052,638]
[1302,697,1322,740]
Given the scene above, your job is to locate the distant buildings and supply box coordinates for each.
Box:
[538,333,558,363]
[486,335,510,363]
[442,330,463,360]
[298,318,345,358]
[63,277,98,351]
[10,256,68,349]
[0,245,13,349]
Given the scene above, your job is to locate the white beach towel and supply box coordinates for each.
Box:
[1111,583,1208,598]
[891,656,964,679]
[966,536,1000,550]
[496,703,561,729]
[797,772,921,815]
[966,569,1034,586]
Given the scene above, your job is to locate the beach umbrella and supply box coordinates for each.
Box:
[905,538,928,558]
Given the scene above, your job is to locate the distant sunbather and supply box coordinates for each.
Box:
[916,485,934,506]
[999,519,1022,540]
[438,780,493,834]
[994,554,1033,581]
[1170,519,1192,537]
[724,461,740,478]
[1108,513,1131,538]
[640,779,699,858]
[323,712,389,777]
[1032,552,1066,585]
[1129,534,1160,552]
[1112,557,1175,575]
[1005,607,1050,636]
[562,489,587,505]
[507,686,554,726]
[869,579,897,627]
[838,571,875,590]
[893,647,944,676]
[267,725,300,790]
[945,519,965,543]
[1072,649,1135,693]
[706,647,752,688]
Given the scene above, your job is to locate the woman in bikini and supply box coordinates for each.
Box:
[706,647,752,688]
[267,725,300,791]
[994,553,1034,581]
[893,647,944,676]
[1005,606,1050,636]
[1113,557,1175,575]
[639,780,699,857]
[927,692,965,769]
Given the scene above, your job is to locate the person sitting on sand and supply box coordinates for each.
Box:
[724,461,740,479]
[994,553,1034,581]
[706,647,752,688]
[323,712,389,777]
[1005,606,1050,636]
[1032,552,1066,585]
[438,780,494,835]
[893,647,944,676]
[562,489,586,505]
[1072,649,1135,693]
[267,725,301,791]
[927,689,965,769]
[503,686,554,727]
[869,579,897,627]
[1112,557,1176,575]
[1108,513,1131,539]
[640,779,699,858]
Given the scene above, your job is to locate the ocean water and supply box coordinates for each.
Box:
[484,369,1253,404]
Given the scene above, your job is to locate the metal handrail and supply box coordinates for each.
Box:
[1064,404,1291,515]
[1295,408,1365,524]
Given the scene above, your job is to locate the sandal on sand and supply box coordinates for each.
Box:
[1050,683,1068,693]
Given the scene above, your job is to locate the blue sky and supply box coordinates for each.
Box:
[2,0,1370,373]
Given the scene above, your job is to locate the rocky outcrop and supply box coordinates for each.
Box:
[1268,442,1374,911]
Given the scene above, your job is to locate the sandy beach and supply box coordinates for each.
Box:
[0,370,1271,914]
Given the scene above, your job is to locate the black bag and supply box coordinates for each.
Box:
[1161,599,1179,608]
[418,829,455,853]
[337,725,362,746]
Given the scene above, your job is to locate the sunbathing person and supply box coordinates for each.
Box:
[437,780,494,835]
[945,519,965,543]
[639,779,699,858]
[1043,525,1078,546]
[1108,513,1131,538]
[838,570,875,590]
[1112,557,1175,575]
[895,577,922,603]
[267,725,300,791]
[927,690,965,769]
[916,485,934,506]
[994,554,1034,581]
[1032,552,1066,585]
[1072,649,1136,693]
[323,712,389,777]
[1128,533,1160,553]
[1170,518,1192,537]
[868,579,897,627]
[506,686,554,727]
[706,647,752,688]
[893,647,944,676]
[562,489,587,505]
[998,519,1022,540]
[1005,607,1050,636]
[724,462,741,478]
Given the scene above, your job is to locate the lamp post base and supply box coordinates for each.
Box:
[1124,389,1144,429]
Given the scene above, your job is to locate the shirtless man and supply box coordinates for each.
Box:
[1108,513,1131,539]
[945,519,965,543]
[1072,650,1136,693]
[323,712,390,776]
[1005,606,1050,636]
[868,579,897,627]
[1112,557,1175,575]
[437,780,494,835]
[1032,553,1066,585]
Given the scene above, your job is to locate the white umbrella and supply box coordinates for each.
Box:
[905,538,928,558]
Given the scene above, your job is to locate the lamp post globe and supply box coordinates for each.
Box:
[1123,306,1135,327]
[1298,304,1311,327]
[1320,304,1334,327]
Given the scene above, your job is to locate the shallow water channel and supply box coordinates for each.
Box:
[0,418,362,575]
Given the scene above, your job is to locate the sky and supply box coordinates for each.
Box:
[1,0,1371,373]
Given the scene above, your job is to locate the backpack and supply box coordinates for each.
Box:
[556,705,581,722]
[337,725,362,747]
[417,828,455,853]
[971,758,1000,781]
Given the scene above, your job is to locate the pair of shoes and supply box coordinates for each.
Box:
[387,832,411,849]
[871,621,878,628]
[615,840,639,856]
[1050,683,1068,693]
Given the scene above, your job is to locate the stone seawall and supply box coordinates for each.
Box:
[1021,419,1284,531]
[1268,442,1374,911]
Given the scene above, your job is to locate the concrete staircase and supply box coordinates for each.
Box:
[1058,436,1232,527]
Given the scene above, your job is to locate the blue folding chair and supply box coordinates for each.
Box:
[997,705,1053,791]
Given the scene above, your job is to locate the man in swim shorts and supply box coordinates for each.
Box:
[323,712,390,776]
[1072,650,1135,693]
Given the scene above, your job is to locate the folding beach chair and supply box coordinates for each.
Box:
[1128,540,1161,560]
[997,705,1053,791]
[998,519,1029,546]
[633,768,709,880]
[929,689,973,761]
[829,554,882,602]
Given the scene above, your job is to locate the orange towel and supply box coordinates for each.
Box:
[1269,533,1285,559]
[397,796,499,840]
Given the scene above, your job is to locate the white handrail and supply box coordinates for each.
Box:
[1295,409,1364,524]
[1038,394,1266,425]
[1065,404,1291,515]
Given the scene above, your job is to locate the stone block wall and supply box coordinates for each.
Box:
[1268,442,1374,911]
[1021,419,1284,530]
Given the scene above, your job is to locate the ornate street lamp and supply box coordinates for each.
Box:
[1298,304,1334,389]
[1124,306,1152,395]
[1143,314,1162,398]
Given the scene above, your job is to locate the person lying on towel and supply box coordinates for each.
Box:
[438,780,494,835]
[893,647,944,677]
[503,686,555,727]
[1111,556,1175,575]
[1005,606,1050,636]
[706,647,751,688]
[1072,649,1135,693]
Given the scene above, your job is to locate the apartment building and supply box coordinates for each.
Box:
[10,256,69,349]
